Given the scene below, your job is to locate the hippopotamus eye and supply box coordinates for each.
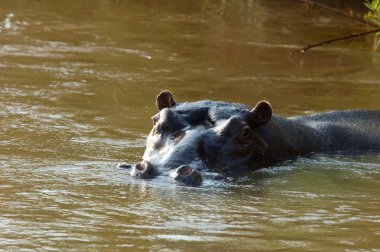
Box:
[152,127,159,135]
[237,127,251,142]
[161,124,169,131]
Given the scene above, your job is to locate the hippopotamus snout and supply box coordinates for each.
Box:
[171,165,203,187]
[117,161,203,186]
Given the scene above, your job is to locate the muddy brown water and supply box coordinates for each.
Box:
[1,1,380,251]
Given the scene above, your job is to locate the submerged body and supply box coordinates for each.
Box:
[118,91,380,186]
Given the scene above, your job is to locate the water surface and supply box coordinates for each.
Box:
[1,1,380,251]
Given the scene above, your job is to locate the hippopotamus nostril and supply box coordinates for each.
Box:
[130,161,157,179]
[135,162,145,171]
[172,165,203,187]
[116,163,132,169]
[177,165,192,176]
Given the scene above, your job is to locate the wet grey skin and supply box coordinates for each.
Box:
[118,90,380,186]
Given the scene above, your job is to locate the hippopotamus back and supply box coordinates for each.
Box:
[291,110,380,151]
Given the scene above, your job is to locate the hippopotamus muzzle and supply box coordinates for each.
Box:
[118,161,203,186]
[171,165,203,187]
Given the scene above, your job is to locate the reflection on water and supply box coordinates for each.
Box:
[0,0,379,251]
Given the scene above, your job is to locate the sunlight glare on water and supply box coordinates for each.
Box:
[0,0,380,251]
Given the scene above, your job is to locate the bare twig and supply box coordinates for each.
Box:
[301,27,380,52]
[301,0,377,27]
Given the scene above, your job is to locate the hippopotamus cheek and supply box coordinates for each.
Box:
[230,146,251,157]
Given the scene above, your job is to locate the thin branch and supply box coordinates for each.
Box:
[301,27,380,52]
[301,0,377,27]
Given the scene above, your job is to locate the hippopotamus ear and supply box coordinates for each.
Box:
[156,90,176,111]
[250,100,272,127]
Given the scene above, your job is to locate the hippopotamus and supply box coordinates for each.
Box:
[118,90,380,186]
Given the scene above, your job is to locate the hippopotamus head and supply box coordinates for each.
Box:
[120,90,273,186]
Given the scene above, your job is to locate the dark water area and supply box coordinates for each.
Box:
[0,0,380,251]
